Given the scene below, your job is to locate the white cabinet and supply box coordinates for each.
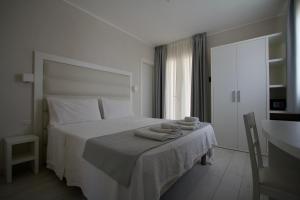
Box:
[211,45,238,150]
[211,37,267,154]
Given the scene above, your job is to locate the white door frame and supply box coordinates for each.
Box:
[140,59,154,116]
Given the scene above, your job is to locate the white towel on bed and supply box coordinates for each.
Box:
[180,125,201,130]
[176,119,203,130]
[149,126,182,134]
[177,120,200,126]
[184,117,199,122]
[161,123,181,130]
[134,128,181,141]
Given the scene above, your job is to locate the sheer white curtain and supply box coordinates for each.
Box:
[165,38,192,120]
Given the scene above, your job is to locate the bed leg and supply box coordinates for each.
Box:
[200,154,207,165]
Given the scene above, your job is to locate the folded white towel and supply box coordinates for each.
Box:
[161,123,181,130]
[177,120,200,126]
[184,117,199,122]
[180,125,200,130]
[134,128,181,141]
[150,126,182,134]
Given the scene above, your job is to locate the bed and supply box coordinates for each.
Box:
[47,117,216,200]
[33,52,217,200]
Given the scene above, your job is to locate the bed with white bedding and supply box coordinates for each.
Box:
[33,53,217,200]
[47,116,217,200]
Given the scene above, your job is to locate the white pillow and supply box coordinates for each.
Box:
[101,97,133,119]
[47,97,102,125]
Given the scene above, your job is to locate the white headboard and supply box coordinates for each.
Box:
[33,51,132,154]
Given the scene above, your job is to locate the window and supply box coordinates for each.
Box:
[165,38,192,119]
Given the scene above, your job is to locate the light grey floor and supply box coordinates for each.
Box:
[0,148,255,200]
[161,148,253,200]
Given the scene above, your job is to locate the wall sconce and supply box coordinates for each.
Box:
[132,85,139,93]
[21,73,34,83]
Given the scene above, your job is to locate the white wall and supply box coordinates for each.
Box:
[0,0,153,170]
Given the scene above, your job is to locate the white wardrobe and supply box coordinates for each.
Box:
[211,36,267,154]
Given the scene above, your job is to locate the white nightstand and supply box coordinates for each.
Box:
[4,135,39,183]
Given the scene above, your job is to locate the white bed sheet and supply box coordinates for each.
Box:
[47,117,217,200]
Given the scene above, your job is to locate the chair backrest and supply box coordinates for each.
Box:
[243,112,263,184]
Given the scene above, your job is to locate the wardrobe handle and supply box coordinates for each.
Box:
[237,90,240,102]
[231,91,236,102]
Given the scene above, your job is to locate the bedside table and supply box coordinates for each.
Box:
[4,135,39,183]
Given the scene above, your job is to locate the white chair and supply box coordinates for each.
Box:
[243,112,300,200]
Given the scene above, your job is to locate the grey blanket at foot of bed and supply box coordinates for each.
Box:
[82,122,209,187]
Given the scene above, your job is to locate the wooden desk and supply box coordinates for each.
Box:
[261,120,300,170]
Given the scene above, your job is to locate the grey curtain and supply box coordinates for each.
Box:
[191,33,208,121]
[287,0,300,113]
[153,45,167,118]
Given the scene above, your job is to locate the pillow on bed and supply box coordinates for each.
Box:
[47,97,102,125]
[101,97,133,119]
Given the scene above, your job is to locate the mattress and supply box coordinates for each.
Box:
[47,117,217,200]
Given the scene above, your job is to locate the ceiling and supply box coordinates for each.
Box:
[65,0,286,46]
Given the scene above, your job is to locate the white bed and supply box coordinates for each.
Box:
[33,52,217,200]
[47,116,217,200]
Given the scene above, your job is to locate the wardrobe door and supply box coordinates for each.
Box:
[236,38,267,153]
[211,45,238,149]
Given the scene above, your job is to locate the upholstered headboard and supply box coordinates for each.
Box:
[33,51,132,158]
[43,60,131,97]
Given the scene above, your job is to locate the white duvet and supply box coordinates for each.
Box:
[47,117,217,200]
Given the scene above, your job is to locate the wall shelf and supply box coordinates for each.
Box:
[269,84,286,88]
[269,110,287,114]
[267,32,287,120]
[268,32,285,60]
[267,32,282,40]
[268,58,284,63]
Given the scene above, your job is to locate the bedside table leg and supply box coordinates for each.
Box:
[5,144,12,183]
[6,166,12,183]
[34,140,39,174]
